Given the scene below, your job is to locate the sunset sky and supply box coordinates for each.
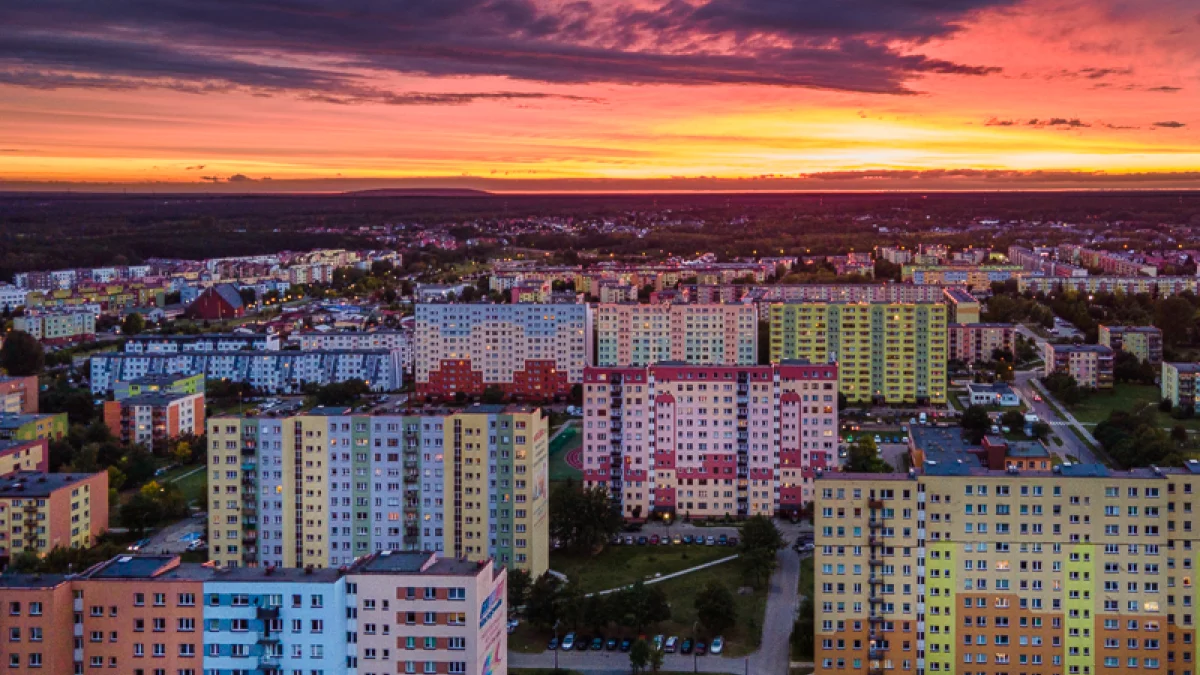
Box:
[3,0,1200,191]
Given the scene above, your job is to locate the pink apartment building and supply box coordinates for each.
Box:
[582,361,838,520]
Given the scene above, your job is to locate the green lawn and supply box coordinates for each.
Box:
[170,466,208,509]
[548,423,583,483]
[651,558,767,657]
[1070,383,1200,431]
[551,544,735,594]
[798,556,814,598]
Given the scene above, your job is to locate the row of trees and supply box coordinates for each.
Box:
[1095,406,1190,469]
[548,481,624,553]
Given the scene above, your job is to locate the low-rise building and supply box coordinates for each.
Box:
[1043,343,1115,389]
[0,439,47,477]
[0,470,108,563]
[90,349,403,394]
[1099,324,1163,365]
[966,381,1020,407]
[13,309,96,345]
[1162,362,1200,414]
[948,322,1015,365]
[123,332,279,353]
[103,391,205,450]
[0,375,39,414]
[184,283,245,320]
[112,372,206,400]
[0,550,508,675]
[0,413,68,442]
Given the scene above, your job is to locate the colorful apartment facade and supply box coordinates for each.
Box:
[942,288,981,324]
[814,461,1200,675]
[0,550,507,675]
[948,323,1016,365]
[103,391,206,450]
[1043,343,1115,389]
[13,309,96,345]
[902,264,1024,287]
[205,406,549,578]
[0,375,39,414]
[113,372,206,400]
[1162,362,1200,414]
[90,349,403,395]
[0,413,68,442]
[770,302,948,404]
[1020,275,1199,297]
[414,304,590,400]
[0,470,107,563]
[0,439,47,477]
[1100,325,1164,365]
[594,303,758,367]
[582,362,839,519]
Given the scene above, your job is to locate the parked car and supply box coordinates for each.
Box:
[653,635,664,651]
[680,638,694,654]
[1032,394,1042,402]
[695,641,708,655]
[185,539,207,551]
[728,537,739,546]
[590,636,603,651]
[127,538,151,552]
[660,535,671,546]
[624,535,634,545]
[710,636,724,655]
[547,637,559,651]
[576,635,590,651]
[706,536,716,545]
[672,535,682,544]
[682,535,693,544]
[620,638,632,652]
[507,619,519,634]
[611,535,623,545]
[605,638,617,651]
[665,636,679,653]
[637,536,649,545]
[718,534,728,545]
[874,435,882,443]
[650,535,660,545]
[561,633,576,650]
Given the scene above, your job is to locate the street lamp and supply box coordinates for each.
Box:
[553,619,561,671]
[692,620,700,673]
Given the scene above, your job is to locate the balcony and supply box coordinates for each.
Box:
[868,498,884,509]
[256,606,279,620]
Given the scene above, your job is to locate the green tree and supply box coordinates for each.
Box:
[1172,425,1190,445]
[481,385,506,404]
[507,568,532,613]
[647,643,665,674]
[1000,410,1025,431]
[121,312,146,335]
[740,514,784,553]
[694,582,736,635]
[629,639,651,674]
[791,597,816,660]
[843,437,890,473]
[0,330,44,376]
[524,573,562,630]
[549,480,622,553]
[1031,421,1052,441]
[961,405,992,443]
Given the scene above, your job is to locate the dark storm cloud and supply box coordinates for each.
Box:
[0,0,1004,99]
[1153,121,1187,128]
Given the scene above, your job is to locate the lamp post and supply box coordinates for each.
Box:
[692,620,699,673]
[553,619,560,671]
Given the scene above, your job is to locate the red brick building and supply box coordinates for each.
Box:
[184,283,244,320]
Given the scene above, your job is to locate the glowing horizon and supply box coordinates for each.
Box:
[2,0,1198,190]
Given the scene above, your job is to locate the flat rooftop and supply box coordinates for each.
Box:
[910,426,981,468]
[352,550,489,576]
[0,573,69,589]
[0,471,96,498]
[0,413,60,429]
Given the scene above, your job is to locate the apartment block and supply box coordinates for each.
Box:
[1020,276,1199,297]
[688,283,948,305]
[582,362,838,519]
[205,405,549,577]
[414,304,590,400]
[103,391,206,450]
[1100,325,1164,365]
[770,302,948,404]
[1162,362,1200,414]
[949,324,1016,365]
[902,264,1023,288]
[122,332,280,353]
[813,461,1200,675]
[594,303,758,367]
[0,550,508,675]
[90,349,403,395]
[0,470,108,563]
[294,329,414,372]
[1043,344,1115,389]
[13,309,96,345]
[942,288,981,324]
[878,247,913,265]
[0,375,39,414]
[0,413,68,442]
[113,372,206,400]
[0,439,48,477]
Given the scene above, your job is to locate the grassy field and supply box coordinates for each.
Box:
[551,544,735,593]
[1070,384,1200,431]
[548,423,583,483]
[651,558,767,657]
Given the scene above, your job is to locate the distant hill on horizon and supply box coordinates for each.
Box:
[343,188,491,197]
